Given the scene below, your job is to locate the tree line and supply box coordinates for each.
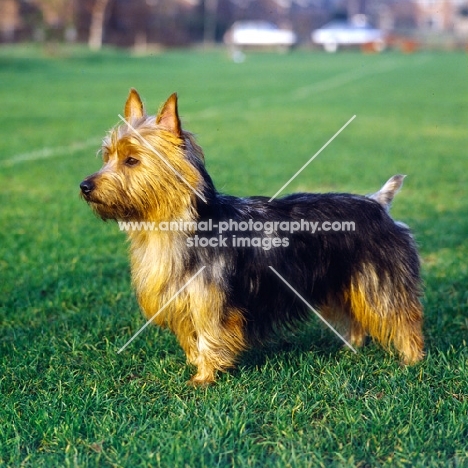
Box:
[4,0,339,48]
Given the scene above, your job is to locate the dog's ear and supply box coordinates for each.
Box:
[156,93,181,137]
[124,88,145,120]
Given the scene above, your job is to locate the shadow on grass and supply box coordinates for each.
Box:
[238,322,349,372]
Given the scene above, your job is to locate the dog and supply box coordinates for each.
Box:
[80,89,424,384]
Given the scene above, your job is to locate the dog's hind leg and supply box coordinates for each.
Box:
[347,271,424,364]
[391,300,425,364]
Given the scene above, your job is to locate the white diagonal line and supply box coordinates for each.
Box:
[268,115,356,202]
[0,137,99,167]
[268,266,357,353]
[118,114,207,203]
[117,266,206,354]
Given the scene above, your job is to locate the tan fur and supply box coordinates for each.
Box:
[319,262,424,364]
[132,234,247,384]
[86,91,202,223]
[83,90,248,384]
[345,267,424,363]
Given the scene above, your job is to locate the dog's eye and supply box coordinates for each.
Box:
[124,157,139,167]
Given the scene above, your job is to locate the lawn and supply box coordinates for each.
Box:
[0,45,467,467]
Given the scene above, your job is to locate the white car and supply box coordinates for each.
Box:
[224,21,297,51]
[312,19,385,52]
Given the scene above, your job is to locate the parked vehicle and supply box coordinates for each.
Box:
[312,16,385,52]
[224,21,297,51]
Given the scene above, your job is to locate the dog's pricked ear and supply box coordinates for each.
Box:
[156,93,181,137]
[125,88,145,120]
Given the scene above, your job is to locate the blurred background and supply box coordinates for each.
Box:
[1,0,468,52]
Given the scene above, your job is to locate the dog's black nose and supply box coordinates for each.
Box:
[80,179,95,195]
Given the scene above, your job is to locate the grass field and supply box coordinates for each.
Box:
[0,45,467,467]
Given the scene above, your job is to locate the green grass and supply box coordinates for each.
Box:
[0,45,467,467]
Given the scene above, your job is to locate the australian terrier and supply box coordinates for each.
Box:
[80,90,424,384]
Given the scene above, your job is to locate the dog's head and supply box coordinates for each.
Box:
[80,90,208,222]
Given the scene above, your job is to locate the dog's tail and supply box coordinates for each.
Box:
[368,174,406,212]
